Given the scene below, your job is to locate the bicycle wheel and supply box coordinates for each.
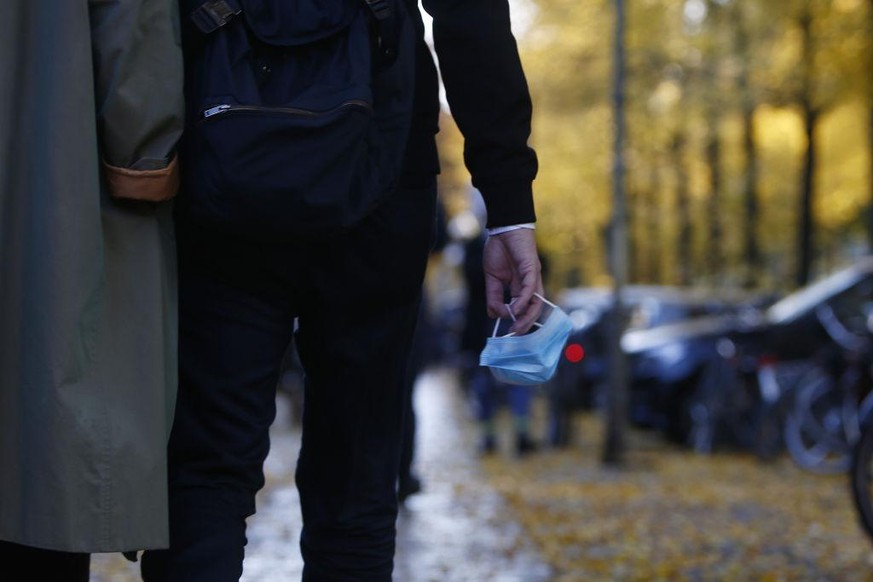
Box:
[784,366,858,474]
[850,422,873,545]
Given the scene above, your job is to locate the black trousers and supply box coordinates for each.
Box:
[142,183,436,581]
[0,541,89,582]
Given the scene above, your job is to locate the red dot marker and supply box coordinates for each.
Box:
[565,343,584,363]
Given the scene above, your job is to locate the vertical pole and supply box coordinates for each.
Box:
[603,0,629,465]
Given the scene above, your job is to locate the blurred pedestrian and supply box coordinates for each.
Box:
[398,200,448,503]
[458,201,492,389]
[471,369,539,456]
[142,0,543,579]
[0,0,184,579]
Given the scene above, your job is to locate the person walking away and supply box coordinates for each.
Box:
[0,0,184,579]
[142,0,543,579]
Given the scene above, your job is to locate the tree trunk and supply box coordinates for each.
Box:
[633,158,662,285]
[741,103,761,287]
[703,0,724,284]
[869,95,873,253]
[868,0,873,252]
[798,107,816,287]
[672,130,693,286]
[796,5,816,287]
[733,1,761,288]
[704,109,723,283]
[603,0,629,466]
[647,161,662,283]
[627,184,638,283]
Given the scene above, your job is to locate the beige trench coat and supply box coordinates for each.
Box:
[0,0,184,552]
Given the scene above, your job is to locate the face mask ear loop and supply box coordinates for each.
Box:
[533,292,559,310]
[492,318,502,338]
[491,303,520,338]
[514,295,547,329]
[506,301,518,322]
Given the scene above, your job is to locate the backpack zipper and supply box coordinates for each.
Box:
[201,100,372,119]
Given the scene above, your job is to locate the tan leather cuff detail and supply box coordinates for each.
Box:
[103,155,180,202]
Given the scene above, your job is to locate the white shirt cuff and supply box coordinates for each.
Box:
[486,223,536,236]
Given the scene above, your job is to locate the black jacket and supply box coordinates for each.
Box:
[402,0,538,228]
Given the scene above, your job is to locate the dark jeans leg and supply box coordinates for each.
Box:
[398,374,417,484]
[399,299,428,484]
[0,541,89,582]
[142,231,296,582]
[294,182,436,581]
[508,384,534,418]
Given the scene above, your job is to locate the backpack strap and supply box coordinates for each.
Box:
[362,0,399,64]
[362,0,392,21]
[191,0,242,34]
[186,0,399,65]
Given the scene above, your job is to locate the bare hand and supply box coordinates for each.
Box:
[483,228,544,333]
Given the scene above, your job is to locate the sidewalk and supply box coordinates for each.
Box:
[90,367,551,581]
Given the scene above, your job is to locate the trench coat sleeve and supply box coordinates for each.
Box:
[89,0,185,201]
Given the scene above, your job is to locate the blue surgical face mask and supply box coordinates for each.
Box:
[479,294,573,386]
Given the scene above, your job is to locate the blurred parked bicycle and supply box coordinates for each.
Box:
[850,406,873,546]
[783,303,873,474]
[687,336,813,461]
[844,307,873,545]
[687,296,873,474]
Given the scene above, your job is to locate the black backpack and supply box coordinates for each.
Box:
[177,0,414,240]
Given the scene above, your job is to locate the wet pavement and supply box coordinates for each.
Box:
[90,366,552,581]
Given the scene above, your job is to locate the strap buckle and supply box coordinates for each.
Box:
[191,0,242,34]
[363,0,392,21]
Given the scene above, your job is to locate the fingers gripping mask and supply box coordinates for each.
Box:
[479,294,573,386]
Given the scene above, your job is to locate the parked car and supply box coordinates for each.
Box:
[545,285,766,446]
[763,256,873,361]
[619,256,873,454]
[621,295,771,445]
